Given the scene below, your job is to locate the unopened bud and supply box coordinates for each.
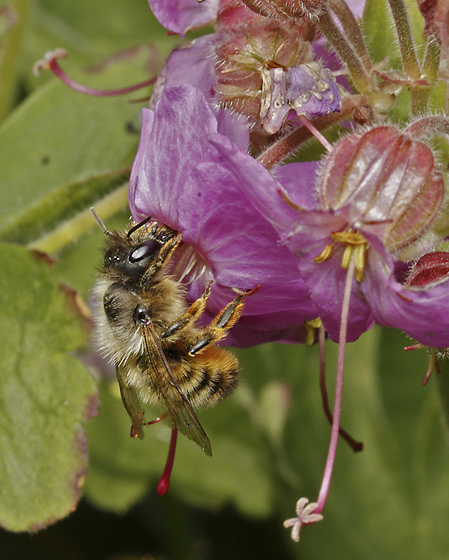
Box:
[405,252,449,287]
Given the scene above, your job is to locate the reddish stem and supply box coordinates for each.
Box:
[34,49,156,97]
[318,325,363,452]
[157,429,178,496]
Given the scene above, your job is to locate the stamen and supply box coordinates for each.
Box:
[315,255,356,512]
[341,244,353,270]
[354,243,367,282]
[173,245,209,284]
[284,256,356,541]
[157,428,178,496]
[33,49,156,97]
[328,230,368,280]
[314,244,334,263]
[305,318,322,346]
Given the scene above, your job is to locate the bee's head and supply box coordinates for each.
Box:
[103,231,163,279]
[92,209,180,280]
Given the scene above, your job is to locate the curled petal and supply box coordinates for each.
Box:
[262,63,341,134]
[151,34,249,150]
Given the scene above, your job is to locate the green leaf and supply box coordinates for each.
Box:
[0,243,97,532]
[362,0,402,68]
[0,73,141,246]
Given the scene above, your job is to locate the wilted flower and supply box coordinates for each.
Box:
[214,17,341,132]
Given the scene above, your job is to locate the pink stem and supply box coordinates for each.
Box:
[297,115,333,152]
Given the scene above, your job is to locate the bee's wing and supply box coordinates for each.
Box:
[140,320,212,457]
[116,366,146,440]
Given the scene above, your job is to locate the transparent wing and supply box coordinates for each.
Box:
[116,365,146,440]
[140,319,212,456]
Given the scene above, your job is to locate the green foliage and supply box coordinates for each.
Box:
[0,243,96,532]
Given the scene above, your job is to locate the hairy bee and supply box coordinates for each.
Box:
[92,211,253,456]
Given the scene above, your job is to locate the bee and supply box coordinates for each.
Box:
[91,210,255,456]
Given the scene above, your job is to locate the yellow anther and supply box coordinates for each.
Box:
[304,318,322,346]
[316,230,368,282]
[314,244,334,263]
[331,231,366,245]
[341,244,354,270]
[354,243,367,282]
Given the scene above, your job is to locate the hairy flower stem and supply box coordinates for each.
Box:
[422,38,441,86]
[257,97,362,169]
[317,7,372,94]
[387,0,432,113]
[318,325,363,452]
[387,0,421,81]
[315,256,355,513]
[328,0,372,73]
[157,428,178,496]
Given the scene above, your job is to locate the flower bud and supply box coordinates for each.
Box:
[405,252,449,287]
[317,125,445,254]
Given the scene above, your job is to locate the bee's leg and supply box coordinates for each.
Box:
[162,281,213,340]
[188,286,259,356]
[140,232,183,288]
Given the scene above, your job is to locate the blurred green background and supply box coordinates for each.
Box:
[1,0,449,558]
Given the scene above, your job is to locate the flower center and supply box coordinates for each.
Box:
[171,244,210,285]
[314,230,368,282]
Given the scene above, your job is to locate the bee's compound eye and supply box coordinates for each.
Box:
[129,240,160,263]
[134,304,150,325]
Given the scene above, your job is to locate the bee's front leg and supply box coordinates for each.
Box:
[161,281,213,340]
[187,292,250,356]
[140,232,183,288]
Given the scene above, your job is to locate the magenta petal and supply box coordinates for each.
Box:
[362,252,449,347]
[129,86,218,226]
[209,134,300,232]
[178,163,292,288]
[148,0,219,35]
[272,162,320,210]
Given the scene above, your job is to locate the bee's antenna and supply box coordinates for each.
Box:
[127,215,153,238]
[91,207,110,235]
